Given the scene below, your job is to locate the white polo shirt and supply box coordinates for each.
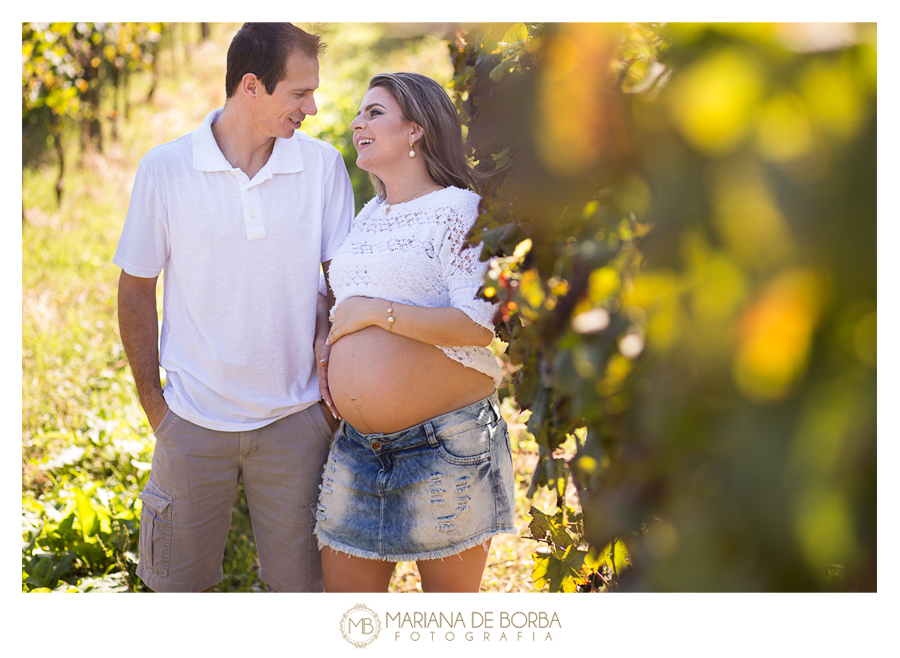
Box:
[114,108,354,431]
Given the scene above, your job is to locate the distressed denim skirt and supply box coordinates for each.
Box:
[314,391,516,562]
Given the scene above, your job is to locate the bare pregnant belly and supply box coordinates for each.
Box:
[328,326,495,435]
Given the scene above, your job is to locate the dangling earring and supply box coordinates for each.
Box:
[409,140,416,158]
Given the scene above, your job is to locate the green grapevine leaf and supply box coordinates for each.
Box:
[528,506,553,541]
[532,546,586,592]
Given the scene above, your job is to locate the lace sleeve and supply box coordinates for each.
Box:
[437,199,498,335]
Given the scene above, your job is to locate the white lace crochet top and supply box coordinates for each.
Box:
[327,186,502,387]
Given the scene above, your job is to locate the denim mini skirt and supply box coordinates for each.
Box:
[314,392,516,562]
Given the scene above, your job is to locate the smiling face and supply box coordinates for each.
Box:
[350,86,421,174]
[255,48,319,139]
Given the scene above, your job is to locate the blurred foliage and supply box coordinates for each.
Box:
[453,22,876,592]
[23,22,166,202]
[23,22,165,122]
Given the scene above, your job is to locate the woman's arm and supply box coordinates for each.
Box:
[326,296,494,348]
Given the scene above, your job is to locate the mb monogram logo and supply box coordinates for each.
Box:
[340,604,382,648]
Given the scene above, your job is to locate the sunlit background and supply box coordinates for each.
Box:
[22,22,877,594]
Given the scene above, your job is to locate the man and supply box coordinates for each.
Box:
[114,23,353,592]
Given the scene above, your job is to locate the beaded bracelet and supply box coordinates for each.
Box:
[387,304,394,333]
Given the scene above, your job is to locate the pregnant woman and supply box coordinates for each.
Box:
[313,72,515,593]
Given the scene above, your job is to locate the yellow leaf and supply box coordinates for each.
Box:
[500,23,528,47]
[733,268,826,401]
[668,48,764,155]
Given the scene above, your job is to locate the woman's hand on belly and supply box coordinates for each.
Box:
[327,297,384,346]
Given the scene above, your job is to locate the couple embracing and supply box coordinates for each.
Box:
[114,22,515,593]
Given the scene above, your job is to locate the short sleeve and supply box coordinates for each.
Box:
[320,148,354,262]
[112,160,169,278]
[437,197,498,334]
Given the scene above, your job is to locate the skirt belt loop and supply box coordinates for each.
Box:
[424,421,438,447]
[488,392,502,424]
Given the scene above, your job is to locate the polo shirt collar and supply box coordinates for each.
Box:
[268,131,305,174]
[192,109,231,172]
[192,108,305,175]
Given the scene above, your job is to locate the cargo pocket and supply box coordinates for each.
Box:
[138,479,173,578]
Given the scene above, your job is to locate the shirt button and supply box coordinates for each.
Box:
[249,211,256,218]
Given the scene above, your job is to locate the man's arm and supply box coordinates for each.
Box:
[117,270,169,431]
[322,260,336,316]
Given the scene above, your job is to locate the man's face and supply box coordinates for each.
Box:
[256,49,319,139]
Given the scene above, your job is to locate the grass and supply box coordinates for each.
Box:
[22,23,580,594]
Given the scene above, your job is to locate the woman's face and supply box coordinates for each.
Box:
[350,86,419,174]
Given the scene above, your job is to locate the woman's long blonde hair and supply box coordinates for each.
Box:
[366,72,477,199]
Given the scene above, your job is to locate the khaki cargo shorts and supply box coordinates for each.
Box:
[136,402,335,592]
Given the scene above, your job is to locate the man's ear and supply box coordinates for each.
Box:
[241,73,261,99]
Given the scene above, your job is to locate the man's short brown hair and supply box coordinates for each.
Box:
[225,23,325,98]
